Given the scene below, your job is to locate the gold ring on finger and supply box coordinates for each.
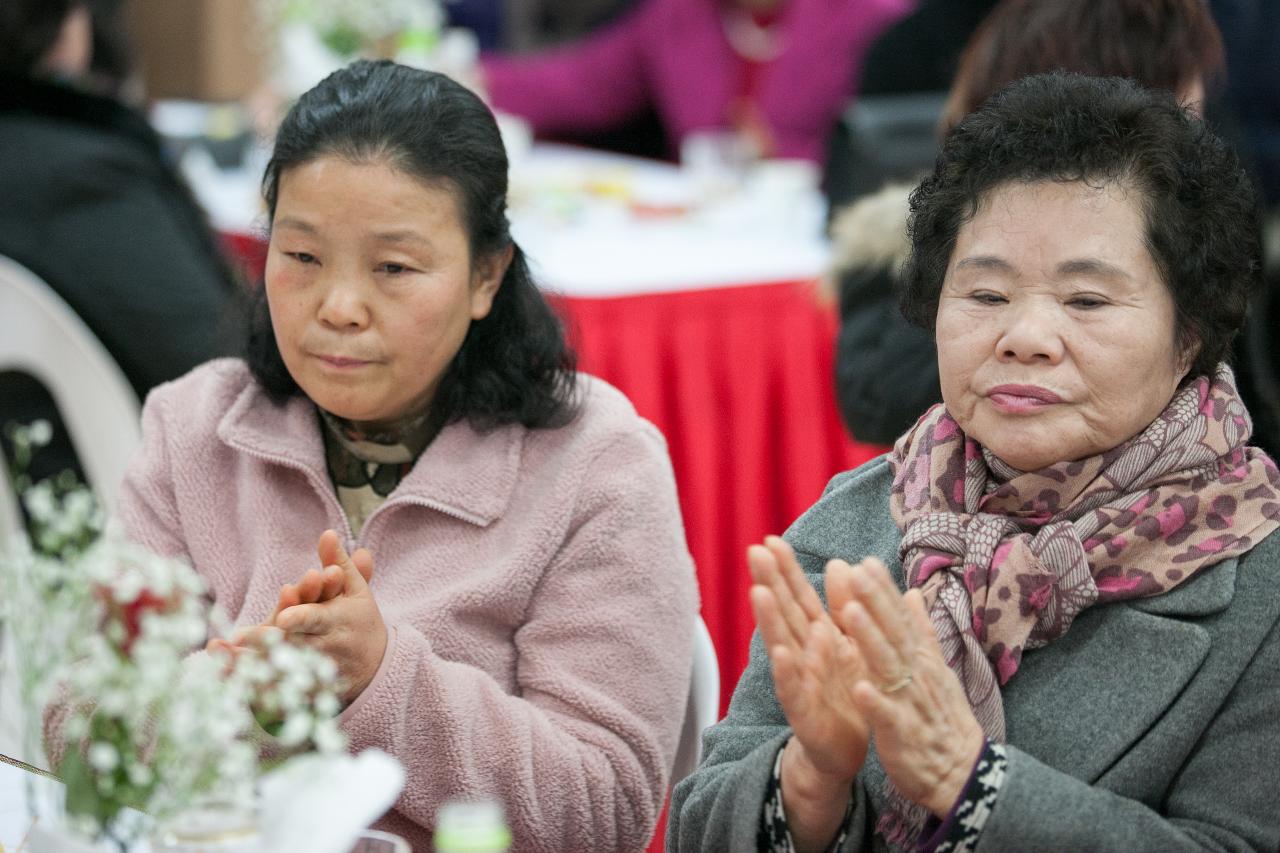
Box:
[880,672,913,693]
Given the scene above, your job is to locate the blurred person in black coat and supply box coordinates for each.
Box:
[0,0,240,492]
[1207,0,1280,455]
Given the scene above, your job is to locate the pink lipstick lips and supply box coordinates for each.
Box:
[986,383,1063,412]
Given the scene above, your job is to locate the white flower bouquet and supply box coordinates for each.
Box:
[263,0,445,58]
[0,422,348,849]
[256,0,480,101]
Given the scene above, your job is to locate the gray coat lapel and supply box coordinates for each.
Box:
[1001,603,1209,783]
[1003,557,1235,783]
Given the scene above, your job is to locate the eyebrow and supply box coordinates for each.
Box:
[273,217,317,234]
[953,255,1131,282]
[1055,258,1132,281]
[954,255,1015,274]
[372,229,433,248]
[271,220,433,249]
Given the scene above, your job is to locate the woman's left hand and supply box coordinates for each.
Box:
[273,530,388,703]
[833,558,986,817]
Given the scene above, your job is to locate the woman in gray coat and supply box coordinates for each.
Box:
[670,72,1280,852]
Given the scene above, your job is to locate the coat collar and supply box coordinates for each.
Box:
[1129,556,1237,617]
[216,381,523,527]
[1004,556,1237,783]
[0,76,161,155]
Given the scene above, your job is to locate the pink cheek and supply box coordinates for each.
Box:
[265,262,306,292]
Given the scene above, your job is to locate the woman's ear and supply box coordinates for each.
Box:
[1176,332,1201,378]
[469,244,513,321]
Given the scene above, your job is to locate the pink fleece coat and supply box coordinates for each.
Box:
[482,0,914,162]
[115,359,699,853]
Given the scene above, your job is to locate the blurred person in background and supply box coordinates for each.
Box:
[1209,0,1280,207]
[1207,0,1280,455]
[853,0,997,99]
[0,0,240,488]
[825,0,1280,454]
[822,0,998,212]
[480,0,914,163]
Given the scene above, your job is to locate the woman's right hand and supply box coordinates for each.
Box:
[207,531,373,663]
[748,537,871,849]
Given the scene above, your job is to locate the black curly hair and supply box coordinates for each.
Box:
[247,59,577,430]
[902,71,1260,381]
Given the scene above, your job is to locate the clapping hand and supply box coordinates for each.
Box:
[270,529,375,619]
[832,558,985,818]
[748,537,871,851]
[271,530,386,703]
[208,530,387,704]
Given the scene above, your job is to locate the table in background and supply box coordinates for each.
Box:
[502,145,888,701]
[0,753,58,851]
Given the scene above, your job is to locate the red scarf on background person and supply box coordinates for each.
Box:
[879,364,1280,840]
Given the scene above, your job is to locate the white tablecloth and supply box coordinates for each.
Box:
[180,134,831,297]
[0,757,83,852]
[0,760,31,850]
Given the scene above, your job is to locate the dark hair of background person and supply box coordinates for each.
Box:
[941,0,1225,133]
[855,0,1000,98]
[247,59,578,430]
[0,0,129,84]
[86,0,132,88]
[0,0,77,77]
[902,71,1260,381]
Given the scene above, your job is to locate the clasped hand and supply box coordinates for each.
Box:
[207,529,388,704]
[748,537,984,843]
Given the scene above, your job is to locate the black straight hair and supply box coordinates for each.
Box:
[246,59,578,430]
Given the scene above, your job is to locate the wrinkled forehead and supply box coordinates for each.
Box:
[967,174,1151,224]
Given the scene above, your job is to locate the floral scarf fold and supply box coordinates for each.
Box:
[880,364,1280,842]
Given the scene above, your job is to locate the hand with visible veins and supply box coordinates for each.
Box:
[833,557,986,819]
[747,536,872,853]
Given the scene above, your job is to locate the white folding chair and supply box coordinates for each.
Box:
[671,615,720,789]
[0,254,142,762]
[0,253,141,531]
[0,453,20,552]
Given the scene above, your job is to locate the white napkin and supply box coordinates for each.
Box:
[257,750,405,853]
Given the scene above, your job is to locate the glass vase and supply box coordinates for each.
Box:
[151,800,261,853]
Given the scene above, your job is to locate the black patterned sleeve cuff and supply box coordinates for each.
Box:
[758,742,853,853]
[917,741,1008,853]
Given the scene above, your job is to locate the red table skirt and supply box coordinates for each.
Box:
[552,280,886,711]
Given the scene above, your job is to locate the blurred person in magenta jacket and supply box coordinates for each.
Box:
[481,0,915,162]
[110,61,698,852]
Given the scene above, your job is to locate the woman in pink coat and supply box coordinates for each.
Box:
[116,60,698,852]
[482,0,915,162]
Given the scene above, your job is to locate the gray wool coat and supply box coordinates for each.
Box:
[669,457,1280,852]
